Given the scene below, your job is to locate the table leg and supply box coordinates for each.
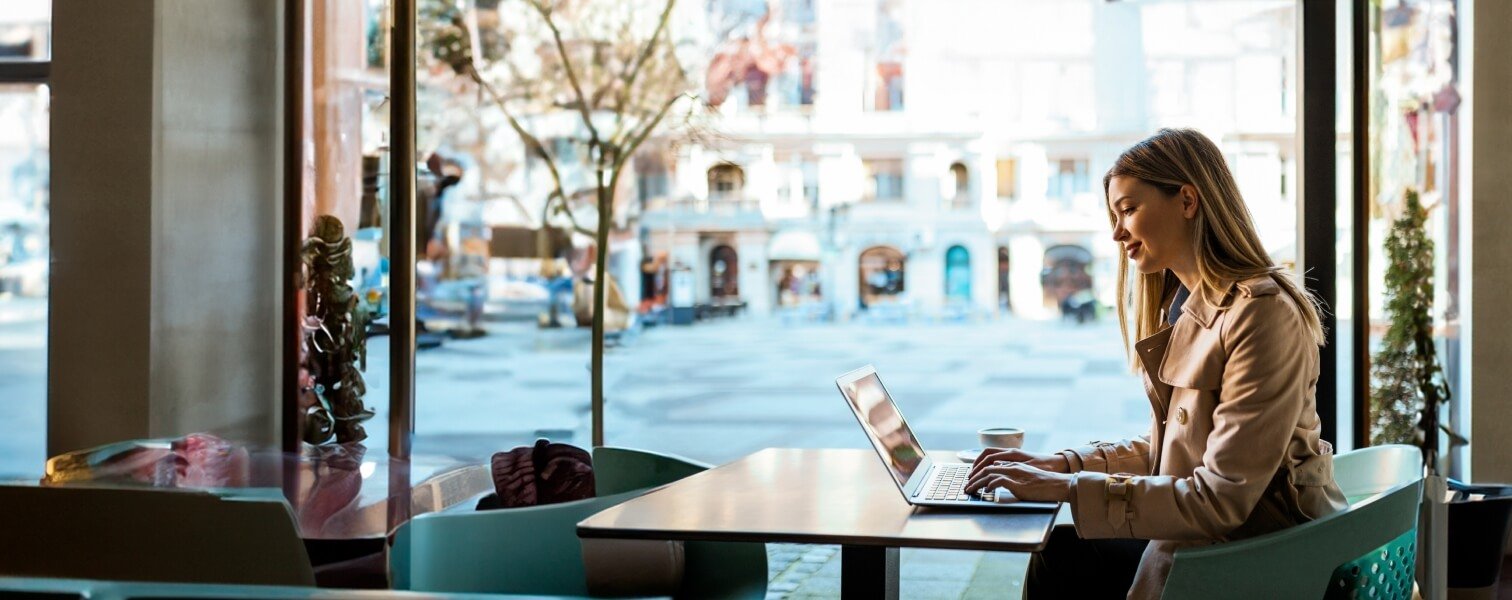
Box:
[841,545,899,599]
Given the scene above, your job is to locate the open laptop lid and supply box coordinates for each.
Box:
[836,365,933,496]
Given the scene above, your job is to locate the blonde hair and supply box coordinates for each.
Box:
[1104,128,1326,359]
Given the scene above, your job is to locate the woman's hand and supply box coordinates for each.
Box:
[969,448,1070,479]
[964,461,1075,503]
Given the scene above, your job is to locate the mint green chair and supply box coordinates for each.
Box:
[1161,446,1423,600]
[390,447,767,598]
[591,446,709,496]
[591,447,768,599]
[1334,444,1423,504]
[390,487,646,595]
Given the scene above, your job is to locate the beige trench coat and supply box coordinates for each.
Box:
[1059,274,1349,599]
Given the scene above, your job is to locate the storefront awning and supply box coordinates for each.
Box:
[489,226,572,259]
[768,229,822,262]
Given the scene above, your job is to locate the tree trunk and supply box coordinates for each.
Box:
[592,167,610,448]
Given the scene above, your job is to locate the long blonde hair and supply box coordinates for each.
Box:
[1104,128,1326,359]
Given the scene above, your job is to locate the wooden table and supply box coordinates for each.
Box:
[578,448,1059,599]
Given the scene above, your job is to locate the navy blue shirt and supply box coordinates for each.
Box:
[1168,284,1190,326]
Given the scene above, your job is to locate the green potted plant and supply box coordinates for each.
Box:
[1369,187,1511,596]
[1369,188,1461,464]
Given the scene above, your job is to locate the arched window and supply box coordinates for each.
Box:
[945,245,971,301]
[948,162,969,207]
[1040,244,1094,309]
[859,246,906,307]
[710,245,739,298]
[708,164,745,201]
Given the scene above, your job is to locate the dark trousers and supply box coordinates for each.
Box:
[1027,526,1149,599]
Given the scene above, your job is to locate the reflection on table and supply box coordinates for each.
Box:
[41,433,491,540]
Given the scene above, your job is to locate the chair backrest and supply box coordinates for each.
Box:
[0,485,315,586]
[1334,444,1423,504]
[390,488,649,595]
[392,446,768,598]
[591,446,711,496]
[1162,445,1424,600]
[592,446,768,600]
[1162,479,1422,599]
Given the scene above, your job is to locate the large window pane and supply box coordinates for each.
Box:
[385,0,1300,469]
[1362,0,1465,468]
[0,1,49,480]
[293,0,393,450]
[0,0,49,61]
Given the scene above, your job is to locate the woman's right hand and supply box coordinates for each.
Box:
[969,448,1071,478]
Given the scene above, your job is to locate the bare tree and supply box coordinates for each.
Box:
[422,0,712,446]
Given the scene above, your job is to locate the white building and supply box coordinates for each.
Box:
[631,0,1299,321]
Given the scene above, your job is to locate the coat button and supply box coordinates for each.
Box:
[1175,408,1189,425]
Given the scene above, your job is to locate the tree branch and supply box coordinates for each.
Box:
[616,0,677,116]
[620,92,690,171]
[466,63,595,235]
[527,0,603,147]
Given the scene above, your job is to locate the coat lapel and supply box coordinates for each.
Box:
[1135,326,1174,474]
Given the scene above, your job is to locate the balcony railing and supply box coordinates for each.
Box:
[641,196,766,229]
[646,196,761,214]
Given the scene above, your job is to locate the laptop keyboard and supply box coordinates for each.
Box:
[924,465,987,502]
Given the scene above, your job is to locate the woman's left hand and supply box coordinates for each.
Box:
[965,461,1075,503]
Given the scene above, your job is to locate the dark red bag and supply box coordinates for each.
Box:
[485,439,595,509]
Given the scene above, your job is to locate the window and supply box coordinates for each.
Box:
[996,158,1017,199]
[948,163,970,208]
[395,0,1305,502]
[864,159,904,202]
[636,150,671,206]
[0,1,49,479]
[708,164,745,201]
[868,0,905,112]
[1048,158,1089,201]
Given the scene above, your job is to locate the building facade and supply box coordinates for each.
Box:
[631,0,1299,321]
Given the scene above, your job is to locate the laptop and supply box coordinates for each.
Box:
[836,365,1059,510]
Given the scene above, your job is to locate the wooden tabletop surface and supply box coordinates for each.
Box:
[578,448,1059,552]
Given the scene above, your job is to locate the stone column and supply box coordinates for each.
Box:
[50,0,282,454]
[1469,0,1512,483]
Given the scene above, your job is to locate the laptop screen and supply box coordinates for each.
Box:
[839,370,927,487]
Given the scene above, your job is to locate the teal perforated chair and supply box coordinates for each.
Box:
[389,447,767,598]
[1161,445,1424,600]
[390,487,646,596]
[591,447,769,600]
[1333,444,1423,504]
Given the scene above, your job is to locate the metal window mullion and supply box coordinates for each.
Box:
[1301,0,1340,446]
[0,60,49,84]
[389,0,417,461]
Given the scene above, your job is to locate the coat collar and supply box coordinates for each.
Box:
[1179,283,1221,329]
[1170,275,1280,329]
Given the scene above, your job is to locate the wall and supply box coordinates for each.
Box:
[1469,0,1512,482]
[50,0,283,454]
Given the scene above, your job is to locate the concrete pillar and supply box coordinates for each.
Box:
[736,231,771,316]
[1468,0,1512,483]
[49,0,282,454]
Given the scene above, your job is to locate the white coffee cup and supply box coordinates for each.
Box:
[978,427,1025,449]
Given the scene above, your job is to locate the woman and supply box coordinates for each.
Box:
[965,128,1348,599]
